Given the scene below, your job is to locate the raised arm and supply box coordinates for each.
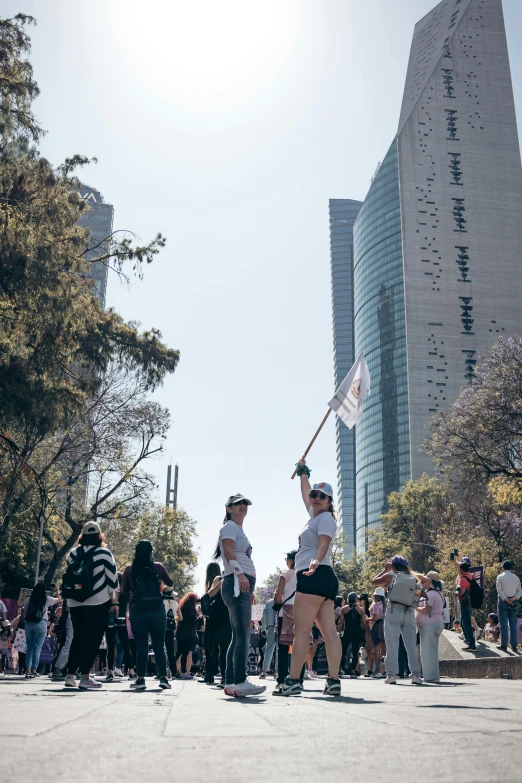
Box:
[297,458,312,512]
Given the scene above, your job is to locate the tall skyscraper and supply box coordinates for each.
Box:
[329,199,362,556]
[353,0,522,551]
[79,186,114,307]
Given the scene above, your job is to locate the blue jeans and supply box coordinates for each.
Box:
[460,598,476,648]
[25,619,48,671]
[498,599,518,647]
[221,574,255,685]
[263,625,276,672]
[129,605,167,678]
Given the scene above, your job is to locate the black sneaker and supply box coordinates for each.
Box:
[131,678,146,690]
[159,677,171,689]
[323,677,341,696]
[105,673,114,683]
[51,671,66,681]
[272,683,284,695]
[281,677,302,697]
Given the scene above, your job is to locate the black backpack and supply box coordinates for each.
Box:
[25,601,44,623]
[464,574,484,609]
[61,548,96,602]
[166,607,176,630]
[133,567,163,611]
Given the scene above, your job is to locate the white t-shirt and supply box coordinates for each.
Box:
[279,569,296,617]
[219,521,256,577]
[164,598,179,617]
[24,595,59,622]
[294,509,337,573]
[0,600,6,616]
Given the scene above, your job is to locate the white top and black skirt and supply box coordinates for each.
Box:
[295,508,338,601]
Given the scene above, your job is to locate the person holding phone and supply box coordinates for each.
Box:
[213,494,265,698]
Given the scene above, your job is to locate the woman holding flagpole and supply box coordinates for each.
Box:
[281,460,342,697]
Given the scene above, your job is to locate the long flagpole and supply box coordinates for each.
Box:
[290,408,333,479]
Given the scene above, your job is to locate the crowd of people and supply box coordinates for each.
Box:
[0,460,521,695]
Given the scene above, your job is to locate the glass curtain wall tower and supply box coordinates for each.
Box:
[329,199,362,556]
[79,186,114,307]
[353,0,522,551]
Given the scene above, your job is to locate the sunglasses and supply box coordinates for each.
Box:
[310,491,328,500]
[230,500,248,507]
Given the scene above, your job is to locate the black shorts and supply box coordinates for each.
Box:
[296,565,339,602]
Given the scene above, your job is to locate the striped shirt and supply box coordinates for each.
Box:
[66,545,119,607]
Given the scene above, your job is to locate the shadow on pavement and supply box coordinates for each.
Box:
[418,704,510,710]
[304,696,383,705]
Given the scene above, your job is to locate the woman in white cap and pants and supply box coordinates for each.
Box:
[281,460,342,697]
[213,494,266,698]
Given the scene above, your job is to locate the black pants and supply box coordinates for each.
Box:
[205,622,232,682]
[165,629,176,674]
[68,601,110,676]
[175,639,192,673]
[106,624,133,671]
[18,652,26,674]
[277,617,305,685]
[129,639,137,670]
[341,631,361,674]
[129,605,167,678]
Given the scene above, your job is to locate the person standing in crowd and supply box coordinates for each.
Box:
[51,600,73,681]
[214,494,265,698]
[273,550,302,693]
[121,539,173,691]
[454,558,477,651]
[281,461,342,697]
[338,592,366,677]
[24,583,60,678]
[496,560,521,653]
[416,573,444,683]
[163,586,182,679]
[260,597,276,678]
[63,522,119,690]
[200,562,231,687]
[334,596,344,628]
[358,594,374,676]
[369,588,386,678]
[11,610,27,674]
[105,574,135,682]
[0,592,8,627]
[175,592,199,679]
[372,555,423,685]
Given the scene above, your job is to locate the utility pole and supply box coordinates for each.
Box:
[166,463,179,510]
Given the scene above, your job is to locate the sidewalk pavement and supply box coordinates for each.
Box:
[2,673,522,783]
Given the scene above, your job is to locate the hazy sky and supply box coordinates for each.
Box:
[6,0,522,594]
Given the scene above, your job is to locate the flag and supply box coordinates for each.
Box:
[328,353,370,429]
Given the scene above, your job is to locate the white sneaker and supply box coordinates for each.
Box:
[230,678,266,697]
[385,676,397,685]
[411,675,423,685]
[64,674,76,688]
[303,670,312,680]
[79,678,103,690]
[309,671,319,679]
[223,684,236,696]
[113,668,124,678]
[372,672,385,679]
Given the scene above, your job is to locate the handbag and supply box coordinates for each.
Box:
[273,591,296,614]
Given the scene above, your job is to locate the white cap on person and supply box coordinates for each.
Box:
[312,482,333,497]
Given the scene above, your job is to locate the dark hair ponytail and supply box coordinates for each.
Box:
[212,511,232,560]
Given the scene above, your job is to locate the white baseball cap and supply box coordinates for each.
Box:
[225,494,252,507]
[82,521,101,535]
[311,482,333,497]
[373,587,386,597]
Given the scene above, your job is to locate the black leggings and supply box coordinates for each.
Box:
[205,622,232,682]
[277,616,305,685]
[175,639,192,673]
[341,632,361,674]
[68,601,110,676]
[165,629,176,674]
[106,624,133,671]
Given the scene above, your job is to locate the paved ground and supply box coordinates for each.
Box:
[3,673,522,783]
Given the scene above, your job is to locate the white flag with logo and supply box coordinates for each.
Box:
[328,354,370,429]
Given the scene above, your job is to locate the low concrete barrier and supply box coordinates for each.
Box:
[440,656,522,679]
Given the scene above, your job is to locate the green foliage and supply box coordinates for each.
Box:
[331,527,364,596]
